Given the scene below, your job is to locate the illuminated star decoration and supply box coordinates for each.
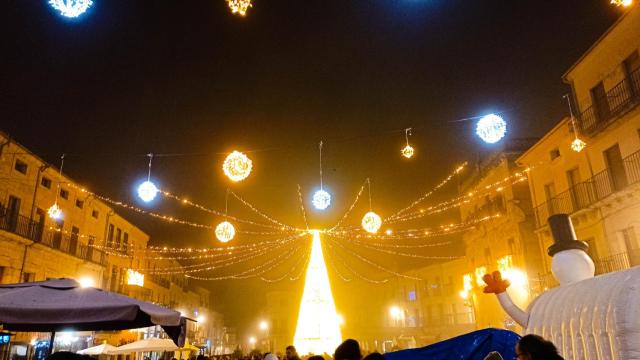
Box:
[215,221,236,243]
[49,0,93,18]
[571,138,587,153]
[361,211,382,234]
[227,0,253,16]
[48,203,63,220]
[611,0,633,7]
[223,151,253,182]
[476,114,507,144]
[401,128,415,159]
[138,181,159,202]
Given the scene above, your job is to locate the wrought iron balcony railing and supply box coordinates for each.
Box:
[0,206,107,265]
[534,149,640,227]
[579,67,640,136]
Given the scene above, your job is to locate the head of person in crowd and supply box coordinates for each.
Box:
[362,352,384,360]
[516,335,564,360]
[286,345,300,360]
[334,339,361,360]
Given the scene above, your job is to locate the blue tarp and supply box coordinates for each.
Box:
[384,328,520,360]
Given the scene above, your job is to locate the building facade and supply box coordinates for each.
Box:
[0,132,223,358]
[518,4,640,289]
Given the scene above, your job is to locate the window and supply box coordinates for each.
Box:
[123,232,129,253]
[14,159,28,174]
[408,290,417,301]
[75,199,84,209]
[92,209,99,219]
[549,148,561,160]
[60,188,69,200]
[23,272,35,282]
[40,177,52,189]
[107,224,114,245]
[591,81,610,121]
[115,228,122,248]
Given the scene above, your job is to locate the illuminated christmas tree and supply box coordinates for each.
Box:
[293,231,342,355]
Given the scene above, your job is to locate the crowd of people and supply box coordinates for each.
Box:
[44,333,564,360]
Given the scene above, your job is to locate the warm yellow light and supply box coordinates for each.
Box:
[385,229,393,236]
[401,145,414,159]
[126,269,145,287]
[571,138,586,152]
[361,211,382,233]
[611,0,633,6]
[197,315,206,323]
[259,320,268,330]
[389,306,402,319]
[249,336,256,345]
[227,0,252,15]
[222,151,253,182]
[336,314,345,327]
[293,231,342,355]
[215,221,236,243]
[48,203,63,220]
[474,266,487,286]
[497,255,529,305]
[78,277,95,288]
[459,290,469,300]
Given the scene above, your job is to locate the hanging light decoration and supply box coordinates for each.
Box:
[49,154,66,220]
[563,95,587,153]
[49,0,93,18]
[401,128,415,159]
[476,114,507,144]
[312,141,331,211]
[227,0,253,16]
[223,151,253,182]
[215,221,236,243]
[48,203,63,220]
[361,179,382,233]
[362,211,382,234]
[137,154,159,202]
[611,0,633,7]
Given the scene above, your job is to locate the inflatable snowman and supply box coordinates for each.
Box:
[483,214,640,360]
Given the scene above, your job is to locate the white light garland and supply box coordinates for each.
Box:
[49,0,93,18]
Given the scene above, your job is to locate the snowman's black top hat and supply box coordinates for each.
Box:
[547,214,589,256]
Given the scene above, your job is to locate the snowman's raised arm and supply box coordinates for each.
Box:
[482,271,529,328]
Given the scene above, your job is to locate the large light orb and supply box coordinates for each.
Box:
[215,221,236,243]
[137,180,159,202]
[401,145,415,159]
[312,190,331,210]
[571,138,586,153]
[48,203,63,220]
[361,211,382,233]
[49,0,93,18]
[223,151,253,182]
[476,114,507,144]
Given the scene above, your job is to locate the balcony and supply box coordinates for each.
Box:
[0,206,107,265]
[534,149,640,227]
[147,273,171,289]
[579,67,640,136]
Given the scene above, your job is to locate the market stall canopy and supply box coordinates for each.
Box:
[110,337,178,353]
[77,343,118,355]
[0,278,185,346]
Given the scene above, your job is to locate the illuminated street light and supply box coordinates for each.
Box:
[259,321,268,331]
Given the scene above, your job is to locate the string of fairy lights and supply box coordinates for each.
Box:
[48,0,634,20]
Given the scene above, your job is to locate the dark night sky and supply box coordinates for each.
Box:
[0,0,622,333]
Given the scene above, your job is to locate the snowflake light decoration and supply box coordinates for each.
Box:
[571,138,587,153]
[401,145,415,159]
[312,190,331,210]
[137,180,159,203]
[48,203,63,220]
[49,0,93,18]
[361,211,382,234]
[223,151,253,182]
[611,0,633,7]
[227,0,253,16]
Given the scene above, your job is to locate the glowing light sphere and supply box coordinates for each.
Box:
[227,0,252,16]
[571,138,587,153]
[476,114,507,144]
[49,0,93,18]
[223,151,253,182]
[137,181,159,202]
[361,211,382,234]
[215,221,236,243]
[312,189,331,210]
[48,203,63,220]
[401,145,415,159]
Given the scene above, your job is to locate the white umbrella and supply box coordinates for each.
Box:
[77,343,118,355]
[111,337,178,354]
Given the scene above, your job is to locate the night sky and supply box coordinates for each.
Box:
[1,0,622,333]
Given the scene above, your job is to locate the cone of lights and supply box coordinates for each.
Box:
[293,231,342,355]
